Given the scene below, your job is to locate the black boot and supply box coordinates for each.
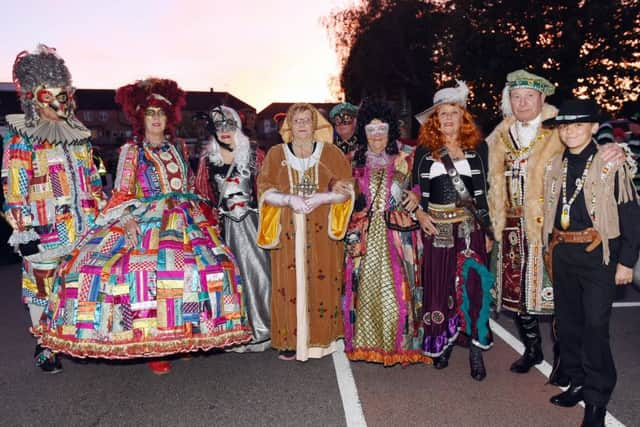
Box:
[433,345,453,370]
[34,344,63,374]
[581,404,606,427]
[548,317,570,387]
[510,313,543,373]
[550,384,584,407]
[469,345,486,381]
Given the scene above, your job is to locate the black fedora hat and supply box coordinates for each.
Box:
[543,99,609,127]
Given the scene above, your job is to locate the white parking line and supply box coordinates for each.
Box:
[490,319,626,427]
[332,340,367,427]
[612,302,640,308]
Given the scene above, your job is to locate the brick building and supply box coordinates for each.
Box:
[0,83,255,167]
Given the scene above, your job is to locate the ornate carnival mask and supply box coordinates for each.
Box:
[32,85,74,118]
[211,108,238,133]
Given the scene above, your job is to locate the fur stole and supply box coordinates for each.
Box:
[486,104,563,243]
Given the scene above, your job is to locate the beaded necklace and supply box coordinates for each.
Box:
[560,153,594,230]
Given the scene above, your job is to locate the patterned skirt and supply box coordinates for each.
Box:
[35,195,251,358]
[344,211,429,366]
[421,208,492,356]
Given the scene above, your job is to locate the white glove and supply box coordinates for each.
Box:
[304,192,347,212]
[264,192,311,214]
[288,195,311,213]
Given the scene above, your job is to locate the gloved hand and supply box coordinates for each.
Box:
[288,195,311,214]
[304,192,347,212]
[264,192,311,214]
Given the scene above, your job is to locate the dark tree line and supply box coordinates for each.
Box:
[324,0,639,132]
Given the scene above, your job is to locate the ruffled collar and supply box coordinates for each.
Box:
[365,149,391,169]
[6,114,91,145]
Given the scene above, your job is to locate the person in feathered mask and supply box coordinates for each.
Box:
[1,45,104,374]
[200,105,272,352]
[34,78,252,375]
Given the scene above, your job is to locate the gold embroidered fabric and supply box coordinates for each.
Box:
[353,170,398,352]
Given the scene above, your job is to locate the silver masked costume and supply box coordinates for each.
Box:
[211,148,271,350]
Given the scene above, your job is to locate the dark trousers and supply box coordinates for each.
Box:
[552,242,617,407]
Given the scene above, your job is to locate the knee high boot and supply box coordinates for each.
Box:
[510,313,543,373]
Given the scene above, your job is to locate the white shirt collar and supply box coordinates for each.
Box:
[511,114,543,148]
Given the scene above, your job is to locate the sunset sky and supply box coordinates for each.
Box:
[0,0,350,111]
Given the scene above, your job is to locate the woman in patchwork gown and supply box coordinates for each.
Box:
[36,78,251,374]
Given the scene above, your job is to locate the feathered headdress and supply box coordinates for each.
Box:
[414,80,469,124]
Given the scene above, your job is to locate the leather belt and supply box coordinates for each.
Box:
[544,227,602,279]
[428,204,470,223]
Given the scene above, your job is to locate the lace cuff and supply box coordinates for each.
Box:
[8,229,40,247]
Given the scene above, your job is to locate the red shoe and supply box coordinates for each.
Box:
[148,360,171,375]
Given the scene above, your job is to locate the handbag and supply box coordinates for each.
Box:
[345,172,384,257]
[345,210,370,258]
[384,210,420,232]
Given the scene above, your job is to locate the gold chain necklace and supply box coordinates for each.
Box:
[292,141,317,196]
[560,153,594,230]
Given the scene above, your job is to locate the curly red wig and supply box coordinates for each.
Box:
[115,78,186,140]
[418,104,482,159]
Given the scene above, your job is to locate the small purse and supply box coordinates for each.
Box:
[345,210,370,257]
[384,210,420,232]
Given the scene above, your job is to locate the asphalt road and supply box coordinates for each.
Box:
[0,261,637,427]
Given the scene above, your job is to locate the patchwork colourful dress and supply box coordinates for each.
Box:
[1,115,103,309]
[36,140,251,358]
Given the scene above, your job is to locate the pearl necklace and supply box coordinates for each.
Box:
[560,154,594,230]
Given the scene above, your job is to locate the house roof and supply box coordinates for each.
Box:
[0,83,255,117]
[257,102,337,121]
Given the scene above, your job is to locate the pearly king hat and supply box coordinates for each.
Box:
[501,69,555,117]
[414,80,469,124]
[329,102,358,122]
[542,99,609,127]
[506,69,555,96]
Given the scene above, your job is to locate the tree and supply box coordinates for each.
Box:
[324,1,447,130]
[325,0,640,131]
